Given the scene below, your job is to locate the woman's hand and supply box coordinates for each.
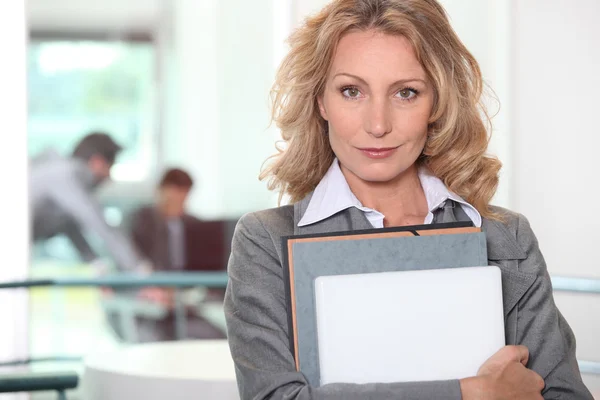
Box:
[460,345,545,399]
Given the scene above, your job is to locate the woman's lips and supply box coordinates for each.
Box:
[358,146,399,159]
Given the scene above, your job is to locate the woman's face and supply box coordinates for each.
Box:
[318,30,434,184]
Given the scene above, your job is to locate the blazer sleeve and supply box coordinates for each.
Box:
[514,214,593,399]
[224,212,463,400]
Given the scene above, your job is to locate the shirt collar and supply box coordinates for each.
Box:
[298,159,482,228]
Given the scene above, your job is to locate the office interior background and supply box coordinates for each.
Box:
[0,0,598,398]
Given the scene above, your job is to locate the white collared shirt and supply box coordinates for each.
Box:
[298,159,482,228]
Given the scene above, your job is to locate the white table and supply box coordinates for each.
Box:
[81,340,239,400]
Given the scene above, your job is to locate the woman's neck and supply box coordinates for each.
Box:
[341,163,429,227]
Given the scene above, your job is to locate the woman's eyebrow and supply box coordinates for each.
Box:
[332,72,427,87]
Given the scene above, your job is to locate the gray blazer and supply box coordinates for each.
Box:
[224,194,593,399]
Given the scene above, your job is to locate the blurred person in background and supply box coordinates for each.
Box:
[118,168,226,341]
[130,168,198,274]
[29,131,149,272]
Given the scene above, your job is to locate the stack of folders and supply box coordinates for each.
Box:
[282,222,505,387]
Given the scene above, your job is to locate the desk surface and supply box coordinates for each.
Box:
[82,340,239,400]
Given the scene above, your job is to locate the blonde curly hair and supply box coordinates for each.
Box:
[261,0,502,218]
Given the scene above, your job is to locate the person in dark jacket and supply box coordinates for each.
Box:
[125,168,227,341]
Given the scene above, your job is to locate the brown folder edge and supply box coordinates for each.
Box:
[281,222,481,371]
[281,235,298,369]
[286,239,301,370]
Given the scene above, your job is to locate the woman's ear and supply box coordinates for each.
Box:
[317,96,329,121]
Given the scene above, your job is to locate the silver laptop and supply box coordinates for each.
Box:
[314,266,504,385]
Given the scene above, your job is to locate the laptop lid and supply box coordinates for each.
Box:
[314,266,504,385]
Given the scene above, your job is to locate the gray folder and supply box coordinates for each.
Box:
[282,223,488,386]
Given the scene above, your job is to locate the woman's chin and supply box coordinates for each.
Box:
[355,167,409,184]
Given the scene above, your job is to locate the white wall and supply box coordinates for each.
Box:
[160,0,285,218]
[0,2,30,399]
[159,0,223,218]
[216,0,280,217]
[512,0,600,278]
[512,0,600,392]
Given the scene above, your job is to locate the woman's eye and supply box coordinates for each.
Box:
[342,87,361,98]
[396,88,417,100]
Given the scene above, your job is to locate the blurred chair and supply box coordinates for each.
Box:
[185,219,237,272]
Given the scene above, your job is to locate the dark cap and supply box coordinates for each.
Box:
[72,132,123,164]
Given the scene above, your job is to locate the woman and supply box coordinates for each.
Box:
[224,0,592,399]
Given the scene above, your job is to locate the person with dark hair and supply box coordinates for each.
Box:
[72,132,122,167]
[29,132,148,272]
[123,168,227,341]
[131,168,195,271]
